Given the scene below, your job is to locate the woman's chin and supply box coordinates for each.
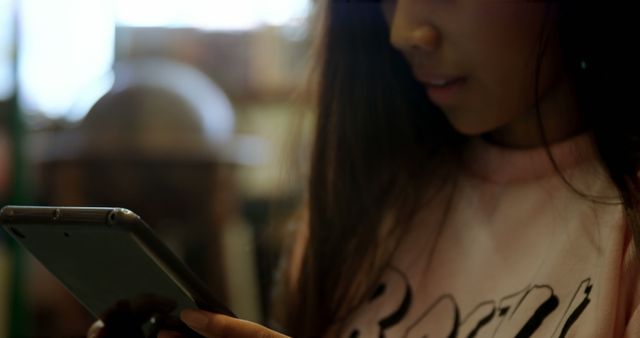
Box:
[448,121,494,137]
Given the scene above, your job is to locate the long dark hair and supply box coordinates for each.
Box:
[284,0,640,337]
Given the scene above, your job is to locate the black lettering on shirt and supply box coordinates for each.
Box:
[341,267,592,338]
[343,267,412,338]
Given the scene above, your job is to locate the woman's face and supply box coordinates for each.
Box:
[382,0,579,147]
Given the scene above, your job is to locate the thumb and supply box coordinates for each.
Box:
[86,320,105,338]
[180,309,289,338]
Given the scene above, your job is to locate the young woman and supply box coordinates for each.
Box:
[92,0,640,336]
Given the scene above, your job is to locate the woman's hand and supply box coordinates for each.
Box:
[176,309,290,338]
[87,298,290,338]
[86,295,198,338]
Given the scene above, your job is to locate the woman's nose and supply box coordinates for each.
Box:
[408,25,440,52]
[388,3,440,53]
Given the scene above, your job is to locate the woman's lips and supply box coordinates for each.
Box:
[412,69,467,105]
[424,77,467,106]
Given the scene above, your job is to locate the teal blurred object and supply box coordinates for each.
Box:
[4,88,30,338]
[1,3,32,335]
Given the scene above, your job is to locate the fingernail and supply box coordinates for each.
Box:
[181,309,209,329]
[157,330,183,338]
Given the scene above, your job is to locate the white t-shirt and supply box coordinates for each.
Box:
[339,133,640,337]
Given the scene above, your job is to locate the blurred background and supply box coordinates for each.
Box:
[0,0,317,336]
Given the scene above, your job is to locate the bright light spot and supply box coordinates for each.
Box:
[18,0,115,119]
[115,0,312,31]
[259,0,311,27]
[0,0,14,100]
[66,71,114,123]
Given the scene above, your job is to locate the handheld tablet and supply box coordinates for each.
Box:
[0,206,235,324]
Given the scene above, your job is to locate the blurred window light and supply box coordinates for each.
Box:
[0,0,14,100]
[115,0,312,31]
[18,0,115,120]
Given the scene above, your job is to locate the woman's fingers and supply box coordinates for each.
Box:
[86,295,182,338]
[86,320,105,338]
[157,330,188,338]
[180,309,290,338]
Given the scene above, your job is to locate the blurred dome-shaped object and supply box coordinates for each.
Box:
[82,85,219,160]
[109,58,235,147]
[52,58,238,163]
